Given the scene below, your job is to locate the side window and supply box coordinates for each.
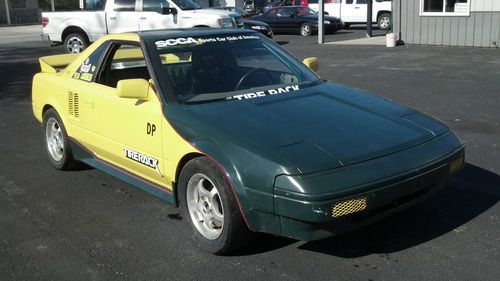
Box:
[266,8,279,17]
[73,42,110,82]
[279,8,292,17]
[84,0,106,10]
[114,0,136,11]
[143,0,167,13]
[97,43,151,88]
[346,0,353,4]
[356,0,367,4]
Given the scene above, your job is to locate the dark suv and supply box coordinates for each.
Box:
[243,0,267,14]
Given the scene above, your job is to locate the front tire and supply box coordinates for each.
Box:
[178,157,252,254]
[63,32,89,53]
[42,109,76,170]
[300,23,312,36]
[377,13,391,30]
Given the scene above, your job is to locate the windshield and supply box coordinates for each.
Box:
[170,0,200,10]
[151,34,320,103]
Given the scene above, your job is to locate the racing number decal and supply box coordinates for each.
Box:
[147,122,156,136]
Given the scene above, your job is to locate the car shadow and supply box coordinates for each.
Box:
[232,163,499,256]
[228,234,297,256]
[333,31,355,35]
[0,46,63,105]
[298,163,499,257]
[276,41,290,45]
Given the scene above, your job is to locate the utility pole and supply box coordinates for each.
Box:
[366,0,372,37]
[318,0,324,44]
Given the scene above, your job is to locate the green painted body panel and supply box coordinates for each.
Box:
[168,82,450,175]
[164,81,464,239]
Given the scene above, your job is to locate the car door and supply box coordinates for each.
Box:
[260,8,282,31]
[138,0,178,31]
[106,0,140,33]
[274,7,295,31]
[352,0,368,22]
[71,41,166,187]
[341,0,356,22]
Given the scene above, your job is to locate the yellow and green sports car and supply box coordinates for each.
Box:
[32,29,464,254]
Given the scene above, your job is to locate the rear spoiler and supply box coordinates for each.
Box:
[39,53,79,73]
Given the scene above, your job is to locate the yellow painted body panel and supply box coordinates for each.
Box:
[32,33,200,193]
[39,53,79,73]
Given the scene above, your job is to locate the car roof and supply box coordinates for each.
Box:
[138,28,258,40]
[269,5,306,10]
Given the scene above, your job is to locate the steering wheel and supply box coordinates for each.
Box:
[235,68,273,91]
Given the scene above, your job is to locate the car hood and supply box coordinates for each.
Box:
[169,82,448,174]
[243,19,270,27]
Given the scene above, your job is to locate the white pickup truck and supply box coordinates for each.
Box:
[308,0,392,30]
[41,0,243,53]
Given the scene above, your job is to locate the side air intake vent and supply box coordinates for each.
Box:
[68,92,80,118]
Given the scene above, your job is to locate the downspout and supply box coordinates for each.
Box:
[4,0,11,25]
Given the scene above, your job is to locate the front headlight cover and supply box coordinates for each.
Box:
[217,18,236,28]
[251,25,266,30]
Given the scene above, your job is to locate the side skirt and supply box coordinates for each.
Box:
[69,138,176,205]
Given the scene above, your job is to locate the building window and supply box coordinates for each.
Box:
[420,0,470,16]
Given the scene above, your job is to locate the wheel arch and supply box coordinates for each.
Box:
[40,100,70,135]
[177,140,254,231]
[42,104,55,116]
[61,26,90,44]
[174,152,205,205]
[377,10,391,20]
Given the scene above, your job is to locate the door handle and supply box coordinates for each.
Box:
[140,16,147,20]
[109,16,117,20]
[355,7,360,9]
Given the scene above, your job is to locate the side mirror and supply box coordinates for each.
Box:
[162,7,177,15]
[303,57,319,72]
[117,79,150,100]
[324,11,329,15]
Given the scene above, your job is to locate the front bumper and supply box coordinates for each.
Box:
[270,134,464,241]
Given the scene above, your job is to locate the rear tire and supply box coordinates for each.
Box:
[300,23,312,36]
[178,157,253,254]
[42,109,76,170]
[64,32,89,53]
[377,13,391,30]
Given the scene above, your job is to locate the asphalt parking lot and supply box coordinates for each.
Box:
[0,25,499,281]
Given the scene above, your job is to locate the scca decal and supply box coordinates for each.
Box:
[227,85,300,101]
[155,37,198,48]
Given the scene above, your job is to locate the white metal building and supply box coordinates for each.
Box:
[393,0,500,47]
